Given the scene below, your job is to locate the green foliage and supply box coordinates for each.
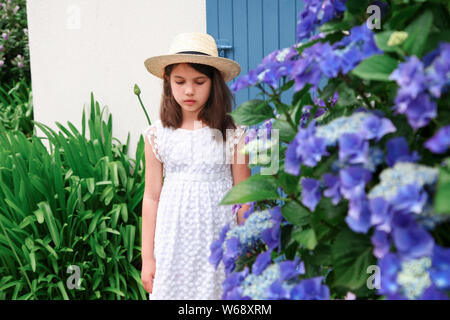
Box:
[0,79,33,136]
[0,93,147,299]
[0,0,30,86]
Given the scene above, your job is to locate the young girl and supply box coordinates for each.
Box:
[141,33,251,300]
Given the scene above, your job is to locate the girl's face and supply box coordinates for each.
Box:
[169,63,212,117]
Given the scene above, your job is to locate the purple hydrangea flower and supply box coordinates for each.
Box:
[296,0,346,42]
[209,239,224,269]
[323,173,341,205]
[378,253,402,298]
[278,257,302,281]
[267,279,290,300]
[339,166,372,200]
[290,277,330,300]
[399,93,437,130]
[391,212,434,260]
[391,184,428,215]
[429,245,450,290]
[261,222,281,251]
[223,237,241,273]
[371,229,391,259]
[301,177,322,212]
[425,42,450,98]
[425,125,450,154]
[338,133,369,164]
[345,193,372,233]
[390,56,427,99]
[296,122,329,167]
[360,114,396,141]
[285,138,301,175]
[222,268,250,299]
[252,250,273,276]
[385,137,420,167]
[369,197,393,233]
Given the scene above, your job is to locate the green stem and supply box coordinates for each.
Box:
[269,87,297,132]
[137,94,152,126]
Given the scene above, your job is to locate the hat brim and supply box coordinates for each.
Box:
[144,54,241,82]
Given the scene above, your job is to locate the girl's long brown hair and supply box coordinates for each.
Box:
[159,63,237,142]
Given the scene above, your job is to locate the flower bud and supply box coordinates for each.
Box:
[134,84,141,95]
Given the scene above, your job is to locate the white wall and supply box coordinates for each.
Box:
[27,0,206,162]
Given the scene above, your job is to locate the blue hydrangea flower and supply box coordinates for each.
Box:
[360,114,396,141]
[391,212,434,260]
[378,250,450,300]
[429,245,450,290]
[389,44,449,130]
[369,196,393,233]
[368,162,438,202]
[210,210,274,275]
[252,249,273,276]
[390,56,427,100]
[371,229,391,259]
[323,173,341,204]
[301,177,322,212]
[338,133,369,164]
[425,42,450,98]
[385,137,420,167]
[296,0,346,42]
[339,166,372,200]
[391,184,428,215]
[397,93,437,130]
[315,111,372,146]
[289,276,331,300]
[345,192,372,233]
[425,125,450,154]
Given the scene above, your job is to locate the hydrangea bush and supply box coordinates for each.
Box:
[0,0,30,85]
[210,0,450,300]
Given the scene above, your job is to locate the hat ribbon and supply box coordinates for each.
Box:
[176,51,211,56]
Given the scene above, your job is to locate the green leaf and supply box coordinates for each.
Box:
[230,100,274,125]
[292,228,317,250]
[351,54,399,81]
[38,202,60,248]
[33,209,44,224]
[86,177,95,194]
[281,201,310,227]
[346,0,369,15]
[402,9,433,57]
[219,174,280,205]
[277,170,300,195]
[434,166,450,214]
[335,83,357,107]
[272,116,296,143]
[331,228,376,290]
[388,4,422,30]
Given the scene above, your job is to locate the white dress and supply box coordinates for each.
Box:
[142,119,248,300]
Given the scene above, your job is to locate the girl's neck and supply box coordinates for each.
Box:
[179,119,206,130]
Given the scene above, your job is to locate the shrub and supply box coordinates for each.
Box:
[211,0,450,300]
[0,93,147,299]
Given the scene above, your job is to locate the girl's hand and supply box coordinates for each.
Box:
[141,258,156,293]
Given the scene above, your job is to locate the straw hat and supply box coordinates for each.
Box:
[144,32,241,82]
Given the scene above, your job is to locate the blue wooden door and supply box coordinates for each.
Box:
[206,0,304,109]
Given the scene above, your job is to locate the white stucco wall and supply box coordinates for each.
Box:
[27,0,206,162]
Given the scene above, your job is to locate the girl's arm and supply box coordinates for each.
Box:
[231,130,251,225]
[142,135,163,263]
